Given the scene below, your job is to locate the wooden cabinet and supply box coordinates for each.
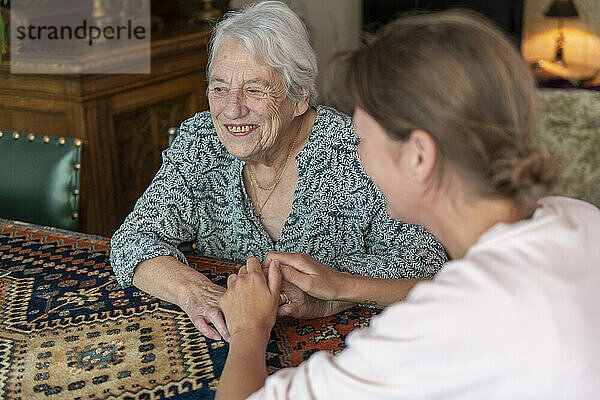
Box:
[0,29,211,236]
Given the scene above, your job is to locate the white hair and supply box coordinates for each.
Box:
[207,1,319,106]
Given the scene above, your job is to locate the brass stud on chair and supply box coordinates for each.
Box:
[0,132,3,138]
[72,212,79,219]
[58,137,66,145]
[73,163,81,170]
[73,189,80,195]
[28,133,35,142]
[43,135,50,143]
[74,139,82,147]
[12,132,20,140]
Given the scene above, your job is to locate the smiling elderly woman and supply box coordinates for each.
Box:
[110,0,446,341]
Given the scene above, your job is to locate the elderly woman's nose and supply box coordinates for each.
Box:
[223,90,249,119]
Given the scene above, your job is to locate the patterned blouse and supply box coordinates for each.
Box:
[110,106,447,288]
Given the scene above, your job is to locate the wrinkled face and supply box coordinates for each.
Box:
[208,40,299,162]
[353,107,416,222]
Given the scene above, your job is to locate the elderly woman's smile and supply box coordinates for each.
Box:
[226,124,260,136]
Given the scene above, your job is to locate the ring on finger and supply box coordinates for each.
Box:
[279,292,291,306]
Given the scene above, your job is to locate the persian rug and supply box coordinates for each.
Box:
[0,219,380,399]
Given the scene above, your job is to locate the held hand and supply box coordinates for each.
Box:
[263,252,350,301]
[179,278,229,342]
[220,257,282,339]
[258,265,331,318]
[277,280,333,319]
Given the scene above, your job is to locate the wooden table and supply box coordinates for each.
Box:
[0,218,379,399]
[0,28,211,237]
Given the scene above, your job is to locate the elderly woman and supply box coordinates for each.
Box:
[216,10,600,400]
[110,0,446,342]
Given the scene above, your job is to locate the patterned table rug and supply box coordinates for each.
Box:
[0,220,380,399]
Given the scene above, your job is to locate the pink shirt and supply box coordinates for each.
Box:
[248,197,600,399]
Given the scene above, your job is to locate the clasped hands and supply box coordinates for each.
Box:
[184,252,351,342]
[221,253,353,342]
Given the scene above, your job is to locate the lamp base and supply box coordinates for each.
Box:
[532,60,600,87]
[553,23,567,66]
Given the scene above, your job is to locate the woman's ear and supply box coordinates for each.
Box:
[408,129,437,184]
[293,95,310,117]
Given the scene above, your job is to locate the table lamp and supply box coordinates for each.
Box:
[545,0,579,66]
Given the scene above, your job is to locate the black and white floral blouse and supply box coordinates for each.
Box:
[110,106,447,288]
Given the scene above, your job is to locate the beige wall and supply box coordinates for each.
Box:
[297,0,362,106]
[522,0,600,84]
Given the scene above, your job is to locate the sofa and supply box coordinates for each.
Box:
[536,88,600,208]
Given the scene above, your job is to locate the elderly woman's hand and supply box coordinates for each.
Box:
[220,257,281,340]
[179,277,229,341]
[277,280,340,319]
[133,256,230,342]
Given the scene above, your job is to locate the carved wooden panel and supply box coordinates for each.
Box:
[113,96,189,227]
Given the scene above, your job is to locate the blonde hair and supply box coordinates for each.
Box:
[346,10,559,211]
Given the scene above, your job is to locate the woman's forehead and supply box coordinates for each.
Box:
[213,41,262,70]
[211,42,282,85]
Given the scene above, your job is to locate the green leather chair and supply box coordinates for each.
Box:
[0,131,82,231]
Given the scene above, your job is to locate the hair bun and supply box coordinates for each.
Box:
[491,148,560,208]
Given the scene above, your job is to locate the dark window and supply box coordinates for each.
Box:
[363,0,523,47]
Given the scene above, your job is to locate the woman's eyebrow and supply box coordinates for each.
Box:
[209,77,271,88]
[210,77,229,85]
[244,78,271,88]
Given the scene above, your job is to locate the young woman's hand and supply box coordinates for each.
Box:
[262,252,351,301]
[220,257,282,340]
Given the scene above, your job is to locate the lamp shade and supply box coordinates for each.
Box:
[545,0,579,18]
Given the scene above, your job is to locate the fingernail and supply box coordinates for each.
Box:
[273,260,280,268]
